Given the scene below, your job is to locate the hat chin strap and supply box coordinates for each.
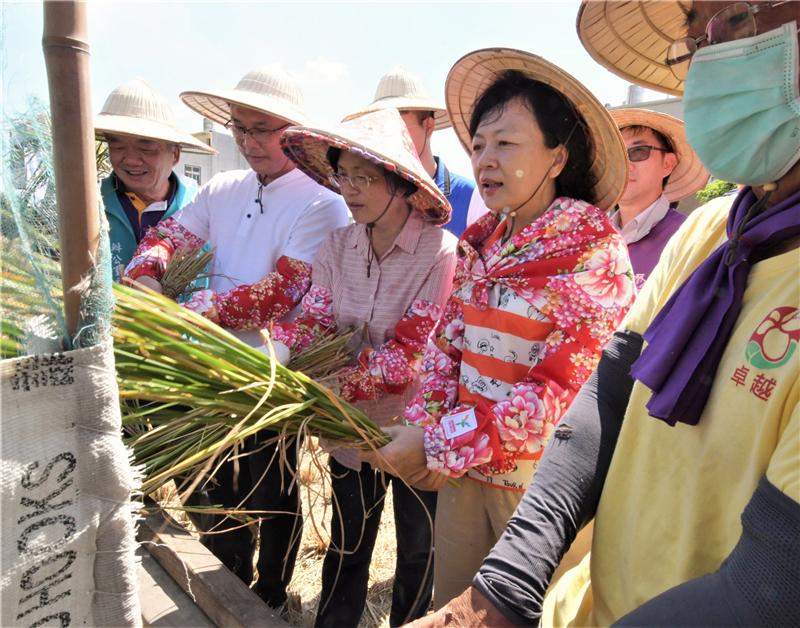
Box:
[500,158,555,243]
[365,195,396,278]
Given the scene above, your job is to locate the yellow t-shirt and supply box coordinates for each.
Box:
[544,195,800,626]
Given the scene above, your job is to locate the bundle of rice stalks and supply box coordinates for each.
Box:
[159,244,214,300]
[113,283,388,495]
[286,327,356,384]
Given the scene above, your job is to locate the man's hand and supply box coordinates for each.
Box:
[406,586,514,627]
[126,275,163,294]
[362,424,433,483]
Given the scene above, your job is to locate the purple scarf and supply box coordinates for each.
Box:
[631,187,800,426]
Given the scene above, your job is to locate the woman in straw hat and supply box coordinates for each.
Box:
[609,108,709,285]
[94,78,215,282]
[420,2,800,626]
[343,65,486,237]
[363,48,635,607]
[271,107,458,627]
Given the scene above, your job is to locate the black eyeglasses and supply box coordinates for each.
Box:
[665,1,791,80]
[627,145,670,163]
[225,120,290,143]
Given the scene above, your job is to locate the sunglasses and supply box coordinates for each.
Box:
[627,145,670,163]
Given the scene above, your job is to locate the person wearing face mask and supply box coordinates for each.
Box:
[362,49,636,608]
[123,66,349,612]
[609,109,709,286]
[94,79,216,282]
[270,108,458,627]
[409,2,800,626]
[344,66,488,236]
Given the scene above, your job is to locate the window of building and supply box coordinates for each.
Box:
[184,164,202,185]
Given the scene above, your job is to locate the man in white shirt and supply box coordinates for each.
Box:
[124,65,349,611]
[609,109,708,285]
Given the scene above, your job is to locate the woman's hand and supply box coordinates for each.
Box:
[362,424,436,484]
[125,275,163,294]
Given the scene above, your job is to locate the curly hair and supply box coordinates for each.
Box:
[468,69,597,204]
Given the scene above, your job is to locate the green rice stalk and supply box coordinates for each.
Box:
[159,245,214,300]
[285,327,356,384]
[113,283,388,495]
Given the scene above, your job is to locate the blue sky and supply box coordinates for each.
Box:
[3,1,666,178]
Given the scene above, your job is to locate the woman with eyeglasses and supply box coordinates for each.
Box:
[271,108,458,627]
[361,49,636,607]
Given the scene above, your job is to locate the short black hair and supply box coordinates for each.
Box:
[326,147,416,197]
[468,70,597,204]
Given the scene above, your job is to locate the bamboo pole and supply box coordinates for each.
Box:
[42,0,99,339]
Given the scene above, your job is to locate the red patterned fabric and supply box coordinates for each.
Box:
[124,217,205,282]
[404,197,636,479]
[271,213,458,423]
[183,256,312,330]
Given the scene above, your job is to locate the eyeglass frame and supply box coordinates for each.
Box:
[664,1,791,78]
[328,173,382,191]
[626,144,671,163]
[225,119,291,143]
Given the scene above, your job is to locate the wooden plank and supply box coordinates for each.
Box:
[137,547,214,627]
[137,507,288,628]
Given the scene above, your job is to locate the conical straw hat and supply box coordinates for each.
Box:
[343,66,451,131]
[281,108,451,225]
[611,108,709,202]
[95,79,215,154]
[577,0,689,96]
[446,47,628,211]
[180,65,311,128]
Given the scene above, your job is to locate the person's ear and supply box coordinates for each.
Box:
[662,151,678,178]
[550,145,569,178]
[423,114,436,139]
[172,144,181,167]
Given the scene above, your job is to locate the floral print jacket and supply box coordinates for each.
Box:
[270,216,458,412]
[404,197,636,479]
[124,217,312,329]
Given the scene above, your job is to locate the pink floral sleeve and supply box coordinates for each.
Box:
[269,284,337,352]
[403,296,465,425]
[339,299,444,402]
[183,256,312,329]
[422,331,580,478]
[410,237,634,479]
[124,217,206,282]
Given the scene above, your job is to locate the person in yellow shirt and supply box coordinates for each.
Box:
[410,1,800,625]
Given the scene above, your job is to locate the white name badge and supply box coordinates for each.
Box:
[441,407,478,440]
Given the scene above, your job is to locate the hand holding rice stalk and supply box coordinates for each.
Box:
[159,244,214,300]
[113,283,388,495]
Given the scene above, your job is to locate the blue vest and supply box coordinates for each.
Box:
[434,157,476,237]
[101,173,198,283]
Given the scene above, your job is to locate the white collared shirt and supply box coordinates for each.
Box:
[175,168,349,345]
[611,194,671,245]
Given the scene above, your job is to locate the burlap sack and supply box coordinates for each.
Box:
[1,341,140,627]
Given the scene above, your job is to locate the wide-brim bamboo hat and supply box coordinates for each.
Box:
[281,108,451,225]
[611,108,709,202]
[95,79,216,154]
[342,66,451,131]
[577,0,689,96]
[446,47,628,211]
[180,65,312,128]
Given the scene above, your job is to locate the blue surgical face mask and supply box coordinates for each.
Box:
[683,22,800,187]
